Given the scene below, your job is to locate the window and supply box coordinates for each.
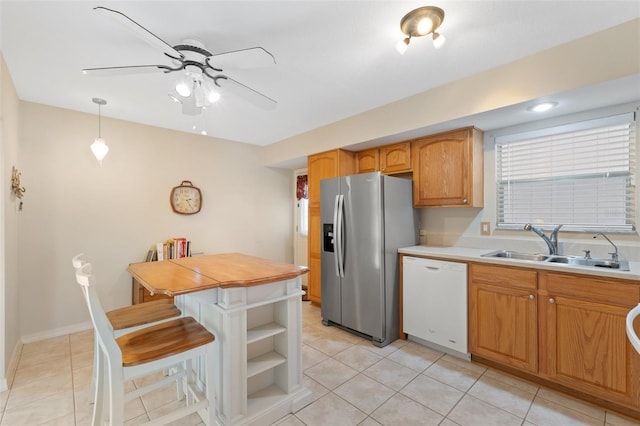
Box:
[495,112,636,232]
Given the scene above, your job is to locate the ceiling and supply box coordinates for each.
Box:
[1,1,639,147]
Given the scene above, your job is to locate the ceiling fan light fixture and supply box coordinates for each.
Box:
[175,81,191,97]
[208,90,221,103]
[398,6,445,53]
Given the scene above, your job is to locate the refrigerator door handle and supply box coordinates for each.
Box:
[336,194,345,278]
[332,194,341,277]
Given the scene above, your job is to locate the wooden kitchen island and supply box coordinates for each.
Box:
[127,253,313,425]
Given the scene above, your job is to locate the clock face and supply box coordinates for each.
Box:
[170,184,202,215]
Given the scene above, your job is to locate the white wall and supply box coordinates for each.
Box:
[17,102,292,339]
[0,54,21,389]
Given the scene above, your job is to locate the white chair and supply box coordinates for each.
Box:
[72,254,182,405]
[75,262,216,425]
[626,303,640,355]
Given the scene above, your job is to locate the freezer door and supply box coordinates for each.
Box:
[320,176,342,324]
[341,173,385,340]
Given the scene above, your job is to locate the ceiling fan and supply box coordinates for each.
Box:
[83,6,277,115]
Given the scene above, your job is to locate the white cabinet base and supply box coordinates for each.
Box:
[178,278,313,425]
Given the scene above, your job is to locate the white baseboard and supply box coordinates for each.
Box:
[20,321,92,344]
[1,339,24,391]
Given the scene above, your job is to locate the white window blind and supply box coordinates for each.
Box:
[496,112,636,232]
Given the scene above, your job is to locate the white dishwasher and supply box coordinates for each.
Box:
[402,256,468,356]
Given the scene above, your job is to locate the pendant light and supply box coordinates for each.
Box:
[91,98,109,165]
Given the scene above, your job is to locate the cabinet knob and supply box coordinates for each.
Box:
[463,198,468,204]
[529,294,535,300]
[549,298,555,304]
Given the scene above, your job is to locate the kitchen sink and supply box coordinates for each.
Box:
[546,255,630,270]
[481,250,549,261]
[481,250,630,271]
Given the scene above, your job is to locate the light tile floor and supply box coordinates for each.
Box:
[0,301,638,425]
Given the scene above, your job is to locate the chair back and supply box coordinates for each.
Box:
[71,253,86,270]
[627,303,640,355]
[72,253,93,303]
[75,263,122,364]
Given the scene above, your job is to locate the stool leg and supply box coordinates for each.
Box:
[89,335,99,405]
[109,363,125,426]
[92,348,106,426]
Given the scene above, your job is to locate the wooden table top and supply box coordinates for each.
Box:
[128,253,309,297]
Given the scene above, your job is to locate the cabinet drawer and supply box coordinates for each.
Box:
[541,272,640,307]
[470,263,537,290]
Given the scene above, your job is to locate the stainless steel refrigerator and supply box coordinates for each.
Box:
[320,171,417,347]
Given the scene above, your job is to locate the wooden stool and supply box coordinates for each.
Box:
[72,254,182,405]
[75,262,216,425]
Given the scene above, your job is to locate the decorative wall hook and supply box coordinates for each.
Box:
[11,166,25,210]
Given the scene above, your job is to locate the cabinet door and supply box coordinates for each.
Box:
[539,274,640,407]
[356,149,379,174]
[308,151,339,206]
[306,150,355,304]
[469,281,538,373]
[412,128,483,207]
[380,142,411,174]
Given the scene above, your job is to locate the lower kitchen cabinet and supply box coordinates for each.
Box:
[469,263,640,415]
[539,272,640,409]
[468,263,538,373]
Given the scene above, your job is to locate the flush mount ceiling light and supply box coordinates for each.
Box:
[396,6,446,54]
[527,101,559,113]
[90,98,109,165]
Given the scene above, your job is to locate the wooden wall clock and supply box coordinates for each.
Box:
[170,180,202,215]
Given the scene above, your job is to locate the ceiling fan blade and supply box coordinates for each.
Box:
[82,64,170,76]
[94,6,183,60]
[215,76,277,110]
[208,47,276,70]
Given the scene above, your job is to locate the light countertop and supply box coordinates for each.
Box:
[399,246,640,281]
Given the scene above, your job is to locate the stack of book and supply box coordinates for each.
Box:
[145,237,191,261]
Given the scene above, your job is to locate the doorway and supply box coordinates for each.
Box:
[293,169,308,293]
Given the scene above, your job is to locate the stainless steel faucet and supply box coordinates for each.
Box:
[593,233,619,262]
[524,223,563,255]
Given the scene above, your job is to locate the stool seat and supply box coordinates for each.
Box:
[118,316,215,367]
[107,299,181,330]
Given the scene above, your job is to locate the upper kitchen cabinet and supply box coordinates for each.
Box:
[307,149,355,304]
[356,142,411,175]
[356,149,379,174]
[412,127,484,208]
[380,142,411,174]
